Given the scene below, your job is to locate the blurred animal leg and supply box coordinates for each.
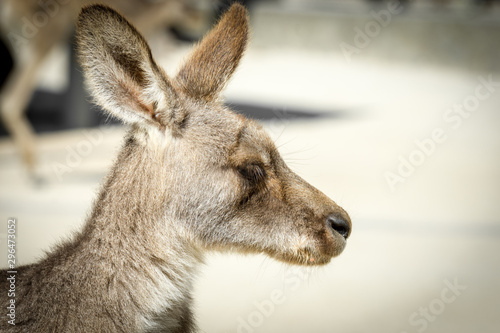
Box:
[0,50,48,171]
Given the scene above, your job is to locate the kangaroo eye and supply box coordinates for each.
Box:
[237,163,266,183]
[237,163,266,206]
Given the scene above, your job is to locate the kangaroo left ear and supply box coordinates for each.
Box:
[76,5,182,130]
[175,3,249,102]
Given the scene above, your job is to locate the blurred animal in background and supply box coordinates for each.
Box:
[0,0,215,175]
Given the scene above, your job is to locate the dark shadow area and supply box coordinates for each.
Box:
[0,97,350,137]
[226,101,350,122]
[0,38,13,88]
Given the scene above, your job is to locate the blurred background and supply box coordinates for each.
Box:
[1,0,499,332]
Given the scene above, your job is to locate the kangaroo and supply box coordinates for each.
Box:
[0,0,210,174]
[0,4,351,332]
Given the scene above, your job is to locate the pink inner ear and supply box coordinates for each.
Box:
[117,79,155,120]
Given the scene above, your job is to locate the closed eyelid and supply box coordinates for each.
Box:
[238,163,266,180]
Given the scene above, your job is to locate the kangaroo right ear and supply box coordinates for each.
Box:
[76,5,183,130]
[175,3,249,102]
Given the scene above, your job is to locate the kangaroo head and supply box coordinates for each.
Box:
[77,4,351,266]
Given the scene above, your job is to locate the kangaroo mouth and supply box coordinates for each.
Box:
[267,235,347,266]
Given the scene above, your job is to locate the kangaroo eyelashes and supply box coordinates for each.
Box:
[237,163,266,206]
[237,163,266,183]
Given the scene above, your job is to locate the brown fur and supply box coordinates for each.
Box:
[0,4,351,332]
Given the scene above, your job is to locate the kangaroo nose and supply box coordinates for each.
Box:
[326,214,351,239]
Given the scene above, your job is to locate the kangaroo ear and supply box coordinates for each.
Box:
[175,3,249,102]
[76,5,182,130]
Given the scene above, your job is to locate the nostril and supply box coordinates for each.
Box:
[326,215,350,239]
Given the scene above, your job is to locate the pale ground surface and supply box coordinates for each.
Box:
[1,4,500,333]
